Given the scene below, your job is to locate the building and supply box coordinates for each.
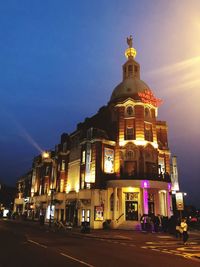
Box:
[14,171,32,216]
[0,182,16,216]
[14,37,174,229]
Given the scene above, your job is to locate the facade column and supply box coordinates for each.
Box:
[143,188,148,215]
[113,187,118,221]
[159,191,167,216]
[167,191,172,217]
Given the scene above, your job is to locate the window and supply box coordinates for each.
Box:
[110,194,114,211]
[145,107,151,118]
[82,150,86,164]
[60,179,64,192]
[124,161,137,176]
[146,162,157,174]
[126,150,134,161]
[80,173,85,189]
[144,123,153,142]
[126,106,134,116]
[128,65,133,75]
[134,65,138,72]
[61,160,65,171]
[126,127,134,140]
[81,209,85,222]
[86,183,91,189]
[44,183,48,194]
[45,166,50,176]
[81,209,90,222]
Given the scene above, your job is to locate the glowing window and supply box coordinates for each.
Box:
[61,160,65,171]
[82,150,86,164]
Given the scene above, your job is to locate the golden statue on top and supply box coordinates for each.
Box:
[127,35,133,48]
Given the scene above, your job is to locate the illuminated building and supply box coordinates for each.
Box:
[14,37,174,229]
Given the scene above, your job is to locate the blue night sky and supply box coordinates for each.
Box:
[0,0,199,205]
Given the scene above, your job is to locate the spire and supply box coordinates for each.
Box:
[125,35,137,59]
[123,35,140,80]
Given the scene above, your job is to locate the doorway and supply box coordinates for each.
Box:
[125,201,138,221]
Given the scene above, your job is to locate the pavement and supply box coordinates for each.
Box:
[4,218,200,241]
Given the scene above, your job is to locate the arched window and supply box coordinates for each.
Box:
[126,150,134,161]
[126,105,134,116]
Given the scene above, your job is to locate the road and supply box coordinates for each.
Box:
[0,219,200,267]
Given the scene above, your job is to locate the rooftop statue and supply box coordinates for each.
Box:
[127,35,133,48]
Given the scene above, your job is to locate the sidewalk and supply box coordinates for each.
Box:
[3,218,200,241]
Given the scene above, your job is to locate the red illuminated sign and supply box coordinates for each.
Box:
[138,89,163,107]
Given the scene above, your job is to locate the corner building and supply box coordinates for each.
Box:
[23,39,173,229]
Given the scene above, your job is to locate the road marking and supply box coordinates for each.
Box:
[27,239,47,248]
[60,252,94,267]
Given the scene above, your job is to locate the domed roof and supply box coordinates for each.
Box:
[110,78,150,103]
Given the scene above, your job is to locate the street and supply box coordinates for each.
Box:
[0,219,200,267]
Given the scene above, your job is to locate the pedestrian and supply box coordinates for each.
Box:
[180,218,188,245]
[154,215,160,232]
[140,214,145,231]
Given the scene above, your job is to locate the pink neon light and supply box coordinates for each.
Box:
[142,180,149,188]
[168,183,171,190]
[143,188,148,214]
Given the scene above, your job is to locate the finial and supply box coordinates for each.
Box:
[125,35,137,59]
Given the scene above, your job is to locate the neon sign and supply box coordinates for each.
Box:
[138,89,163,107]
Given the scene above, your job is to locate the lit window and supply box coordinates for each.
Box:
[61,160,65,171]
[60,179,64,192]
[82,209,85,222]
[81,173,85,189]
[86,183,91,189]
[82,150,86,164]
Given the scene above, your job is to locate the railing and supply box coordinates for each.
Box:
[116,213,124,224]
[120,173,171,182]
[104,172,171,182]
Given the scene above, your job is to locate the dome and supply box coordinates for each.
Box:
[110,78,150,103]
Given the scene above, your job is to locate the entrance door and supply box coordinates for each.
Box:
[126,201,138,221]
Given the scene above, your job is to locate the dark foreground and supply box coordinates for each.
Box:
[0,219,200,267]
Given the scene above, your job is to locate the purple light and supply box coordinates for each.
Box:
[168,183,171,190]
[142,180,149,188]
[143,188,148,214]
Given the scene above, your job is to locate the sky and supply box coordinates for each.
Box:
[0,0,199,206]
